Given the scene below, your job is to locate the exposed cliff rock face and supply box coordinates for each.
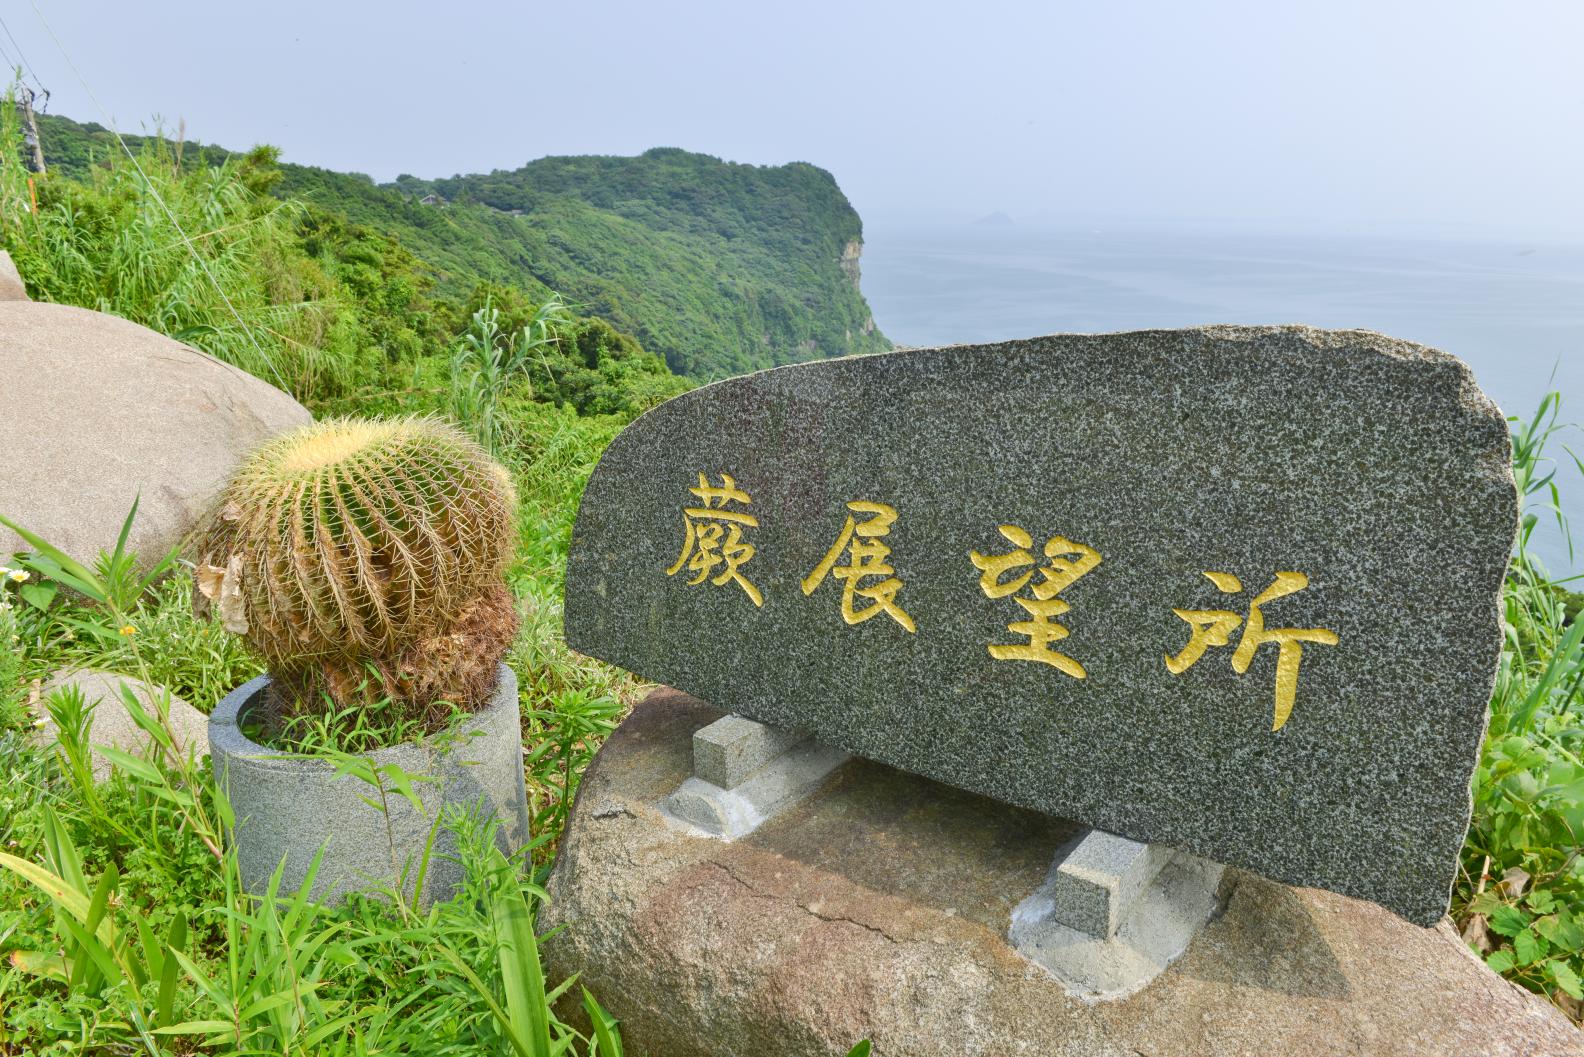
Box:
[839,238,863,292]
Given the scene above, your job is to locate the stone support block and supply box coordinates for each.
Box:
[693,714,810,790]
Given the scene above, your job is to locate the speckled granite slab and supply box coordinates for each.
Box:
[564,326,1517,924]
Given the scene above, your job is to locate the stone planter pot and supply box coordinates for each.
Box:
[209,663,529,906]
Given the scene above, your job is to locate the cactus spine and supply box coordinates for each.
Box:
[197,417,519,724]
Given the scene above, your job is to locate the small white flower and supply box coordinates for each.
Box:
[6,570,27,583]
[32,717,46,729]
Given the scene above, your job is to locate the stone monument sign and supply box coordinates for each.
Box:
[564,325,1517,925]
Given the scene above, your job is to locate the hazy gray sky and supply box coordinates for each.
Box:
[7,0,1582,237]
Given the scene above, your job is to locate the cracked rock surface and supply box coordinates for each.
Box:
[542,689,1583,1057]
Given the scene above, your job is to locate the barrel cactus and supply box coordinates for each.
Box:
[195,416,519,730]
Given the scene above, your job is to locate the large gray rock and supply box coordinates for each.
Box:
[209,664,531,906]
[543,690,1583,1057]
[0,302,310,567]
[35,669,208,782]
[0,251,27,300]
[565,326,1517,924]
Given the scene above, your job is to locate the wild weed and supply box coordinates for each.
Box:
[450,297,573,457]
[1457,393,1584,1017]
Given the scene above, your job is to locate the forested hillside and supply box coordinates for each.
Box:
[32,113,890,378]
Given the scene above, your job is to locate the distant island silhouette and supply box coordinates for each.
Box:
[973,210,1015,227]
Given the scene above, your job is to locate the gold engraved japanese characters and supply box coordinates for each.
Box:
[1165,570,1339,731]
[970,526,1101,678]
[802,501,916,632]
[664,473,764,607]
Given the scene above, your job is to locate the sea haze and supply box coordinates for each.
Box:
[861,223,1584,575]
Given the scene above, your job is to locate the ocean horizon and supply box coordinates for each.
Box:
[861,221,1584,575]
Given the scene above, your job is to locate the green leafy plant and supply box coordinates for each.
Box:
[451,297,571,456]
[160,851,366,1052]
[39,685,107,825]
[0,501,229,863]
[250,686,466,755]
[1456,392,1584,1019]
[194,416,520,734]
[0,805,188,1033]
[0,495,177,643]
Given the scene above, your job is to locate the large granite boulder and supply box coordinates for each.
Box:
[0,251,26,300]
[564,326,1516,926]
[542,690,1584,1057]
[0,302,310,566]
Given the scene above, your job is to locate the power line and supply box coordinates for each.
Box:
[0,11,44,97]
[24,1,288,392]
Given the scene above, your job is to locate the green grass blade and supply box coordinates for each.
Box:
[582,988,622,1057]
[0,512,108,601]
[156,910,187,1027]
[0,851,106,943]
[433,946,534,1057]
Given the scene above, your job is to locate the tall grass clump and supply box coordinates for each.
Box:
[1457,393,1584,1020]
[0,92,369,400]
[450,297,571,456]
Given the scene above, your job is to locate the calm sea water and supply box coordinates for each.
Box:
[861,223,1584,574]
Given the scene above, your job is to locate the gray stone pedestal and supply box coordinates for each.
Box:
[543,690,1583,1057]
[662,713,850,838]
[209,664,530,906]
[1010,829,1225,999]
[662,712,1223,998]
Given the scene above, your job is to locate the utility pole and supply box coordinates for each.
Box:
[16,84,43,174]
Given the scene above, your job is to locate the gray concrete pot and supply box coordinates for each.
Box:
[208,663,530,906]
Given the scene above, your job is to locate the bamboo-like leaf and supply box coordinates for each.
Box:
[110,495,140,569]
[72,862,119,990]
[582,988,623,1057]
[155,910,187,1027]
[302,1012,368,1048]
[7,949,68,982]
[58,615,125,645]
[23,553,94,595]
[95,745,163,784]
[117,681,176,750]
[544,970,580,1008]
[0,851,110,946]
[490,846,553,1057]
[433,945,534,1057]
[55,912,120,989]
[167,944,229,1011]
[239,983,324,1022]
[0,512,108,601]
[151,1020,237,1035]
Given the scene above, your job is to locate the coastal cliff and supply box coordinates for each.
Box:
[35,114,891,380]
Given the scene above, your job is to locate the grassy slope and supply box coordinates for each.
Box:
[35,113,891,379]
